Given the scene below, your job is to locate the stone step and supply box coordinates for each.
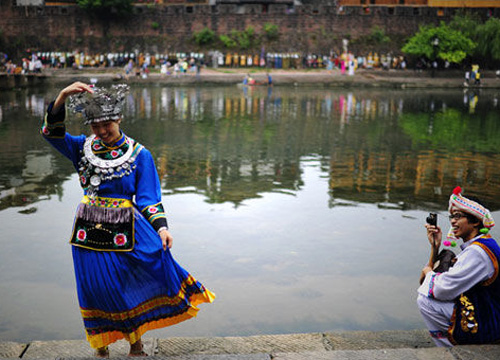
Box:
[2,330,499,360]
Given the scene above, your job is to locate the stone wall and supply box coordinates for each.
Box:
[0,3,496,58]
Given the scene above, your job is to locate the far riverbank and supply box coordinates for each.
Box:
[2,67,500,90]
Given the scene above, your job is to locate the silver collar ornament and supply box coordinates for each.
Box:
[78,134,142,197]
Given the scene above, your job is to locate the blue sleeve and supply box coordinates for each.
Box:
[135,148,169,231]
[41,101,86,167]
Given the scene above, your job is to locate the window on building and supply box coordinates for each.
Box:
[186,6,193,14]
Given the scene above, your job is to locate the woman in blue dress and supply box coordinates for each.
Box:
[41,82,215,357]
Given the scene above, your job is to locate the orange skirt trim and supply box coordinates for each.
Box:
[85,289,215,349]
[81,275,202,322]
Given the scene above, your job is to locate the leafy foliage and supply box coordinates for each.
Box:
[219,34,237,49]
[193,28,216,46]
[76,0,133,16]
[402,22,476,64]
[234,27,255,49]
[448,12,481,39]
[263,23,279,42]
[219,27,256,50]
[367,26,391,45]
[475,17,500,61]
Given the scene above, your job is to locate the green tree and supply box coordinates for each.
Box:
[219,27,256,50]
[475,17,500,61]
[193,28,216,46]
[76,0,133,16]
[234,27,255,49]
[448,12,481,39]
[263,23,279,42]
[367,26,391,45]
[219,34,237,49]
[402,22,476,64]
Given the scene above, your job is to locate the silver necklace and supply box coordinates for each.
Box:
[78,134,142,196]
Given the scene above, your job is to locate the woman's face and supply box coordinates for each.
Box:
[90,119,122,145]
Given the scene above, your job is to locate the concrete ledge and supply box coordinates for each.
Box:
[324,329,434,350]
[157,333,325,356]
[0,341,28,358]
[450,345,500,360]
[2,330,500,360]
[21,338,155,359]
[272,348,455,360]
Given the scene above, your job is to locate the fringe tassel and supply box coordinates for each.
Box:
[76,203,133,224]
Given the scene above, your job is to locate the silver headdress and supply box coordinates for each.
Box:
[68,84,129,125]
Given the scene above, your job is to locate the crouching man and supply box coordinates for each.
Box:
[417,186,500,346]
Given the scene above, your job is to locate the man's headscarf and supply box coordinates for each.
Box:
[446,186,495,243]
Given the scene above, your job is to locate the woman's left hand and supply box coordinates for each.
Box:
[159,229,173,250]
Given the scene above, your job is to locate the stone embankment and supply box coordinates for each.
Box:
[2,68,500,90]
[1,330,500,359]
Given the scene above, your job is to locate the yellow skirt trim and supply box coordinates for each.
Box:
[81,275,203,321]
[85,290,215,349]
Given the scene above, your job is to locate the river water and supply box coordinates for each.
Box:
[1,84,500,342]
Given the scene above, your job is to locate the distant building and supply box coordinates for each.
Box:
[429,1,500,6]
[338,0,500,6]
[16,0,44,5]
[339,1,426,5]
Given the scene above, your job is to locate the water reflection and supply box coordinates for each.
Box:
[2,86,500,212]
[0,90,80,211]
[3,85,500,342]
[123,86,500,210]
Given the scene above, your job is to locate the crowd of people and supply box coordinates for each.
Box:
[1,49,412,75]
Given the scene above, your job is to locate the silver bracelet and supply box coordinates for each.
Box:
[157,226,168,234]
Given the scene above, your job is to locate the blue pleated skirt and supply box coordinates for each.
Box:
[71,207,215,349]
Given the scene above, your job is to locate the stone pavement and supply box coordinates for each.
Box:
[1,330,500,360]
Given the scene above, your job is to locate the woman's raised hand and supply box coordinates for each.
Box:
[53,81,94,113]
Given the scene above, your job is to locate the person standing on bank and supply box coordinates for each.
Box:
[41,82,215,357]
[417,186,500,347]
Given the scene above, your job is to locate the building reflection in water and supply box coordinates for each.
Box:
[2,86,500,213]
[122,86,500,210]
[0,90,81,211]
